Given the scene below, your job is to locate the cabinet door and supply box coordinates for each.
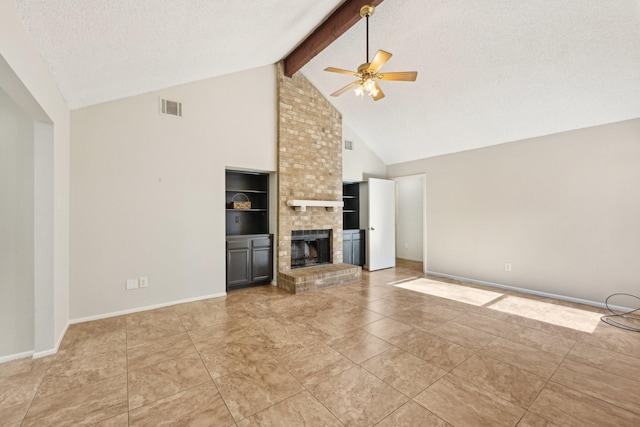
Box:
[343,231,354,264]
[352,231,364,266]
[227,240,251,288]
[251,236,273,283]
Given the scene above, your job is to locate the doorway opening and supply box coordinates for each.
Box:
[393,174,426,273]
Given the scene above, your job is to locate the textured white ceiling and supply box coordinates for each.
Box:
[15,0,640,164]
[301,0,640,163]
[14,0,344,109]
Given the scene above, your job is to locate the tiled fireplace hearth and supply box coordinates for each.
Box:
[275,63,361,293]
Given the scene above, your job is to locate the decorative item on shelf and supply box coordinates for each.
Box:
[231,193,251,209]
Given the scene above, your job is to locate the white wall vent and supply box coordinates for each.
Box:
[160,98,182,117]
[344,139,353,150]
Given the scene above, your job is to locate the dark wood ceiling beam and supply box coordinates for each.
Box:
[283,0,384,77]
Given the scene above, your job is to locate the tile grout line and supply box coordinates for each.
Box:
[179,305,238,426]
[17,356,52,426]
[125,316,130,426]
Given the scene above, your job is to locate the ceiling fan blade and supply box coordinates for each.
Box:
[373,82,385,101]
[377,71,418,81]
[324,67,359,76]
[331,80,361,97]
[369,50,392,73]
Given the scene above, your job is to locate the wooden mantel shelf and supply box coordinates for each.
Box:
[287,200,344,212]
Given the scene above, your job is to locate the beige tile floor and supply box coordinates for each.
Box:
[1,263,640,426]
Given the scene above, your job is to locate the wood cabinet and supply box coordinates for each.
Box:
[226,234,273,290]
[343,182,365,266]
[343,229,365,266]
[225,170,273,290]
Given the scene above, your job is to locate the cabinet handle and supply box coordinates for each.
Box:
[370,227,375,231]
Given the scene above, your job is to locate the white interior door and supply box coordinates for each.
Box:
[368,178,396,271]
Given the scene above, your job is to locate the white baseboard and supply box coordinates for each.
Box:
[33,347,57,359]
[426,271,627,311]
[0,350,34,364]
[33,321,70,359]
[1,322,71,364]
[3,293,229,364]
[70,292,227,324]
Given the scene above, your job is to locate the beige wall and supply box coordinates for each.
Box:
[342,123,387,182]
[1,1,70,358]
[388,118,640,304]
[0,88,34,357]
[71,65,277,319]
[395,176,424,262]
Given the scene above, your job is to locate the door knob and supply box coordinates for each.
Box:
[370,227,375,231]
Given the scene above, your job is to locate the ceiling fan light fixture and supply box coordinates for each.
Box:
[354,78,379,97]
[363,78,376,93]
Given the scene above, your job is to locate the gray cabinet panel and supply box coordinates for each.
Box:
[251,245,272,282]
[226,234,273,291]
[343,229,365,266]
[227,248,250,287]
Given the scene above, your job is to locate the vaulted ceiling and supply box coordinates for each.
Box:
[15,0,640,164]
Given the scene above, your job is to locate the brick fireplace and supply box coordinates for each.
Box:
[275,63,361,293]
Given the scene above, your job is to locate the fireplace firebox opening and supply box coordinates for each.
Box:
[291,229,331,269]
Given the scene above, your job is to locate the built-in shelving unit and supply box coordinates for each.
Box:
[225,170,273,291]
[343,182,365,266]
[226,170,269,236]
[342,182,360,230]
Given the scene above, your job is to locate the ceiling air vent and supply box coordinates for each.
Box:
[344,140,353,150]
[160,98,182,117]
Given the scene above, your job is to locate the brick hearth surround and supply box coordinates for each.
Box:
[276,63,361,293]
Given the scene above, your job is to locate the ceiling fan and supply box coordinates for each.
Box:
[324,4,417,101]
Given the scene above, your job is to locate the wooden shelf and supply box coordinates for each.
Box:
[226,189,267,194]
[287,199,343,212]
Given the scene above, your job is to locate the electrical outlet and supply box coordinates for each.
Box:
[126,279,139,290]
[139,277,148,288]
[504,263,512,272]
[404,243,409,249]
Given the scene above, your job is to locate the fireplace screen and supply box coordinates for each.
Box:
[291,229,331,269]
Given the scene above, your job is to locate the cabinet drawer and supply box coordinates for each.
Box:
[227,239,250,250]
[252,237,271,248]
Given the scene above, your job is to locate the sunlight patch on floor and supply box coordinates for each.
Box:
[394,278,504,306]
[487,295,601,332]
